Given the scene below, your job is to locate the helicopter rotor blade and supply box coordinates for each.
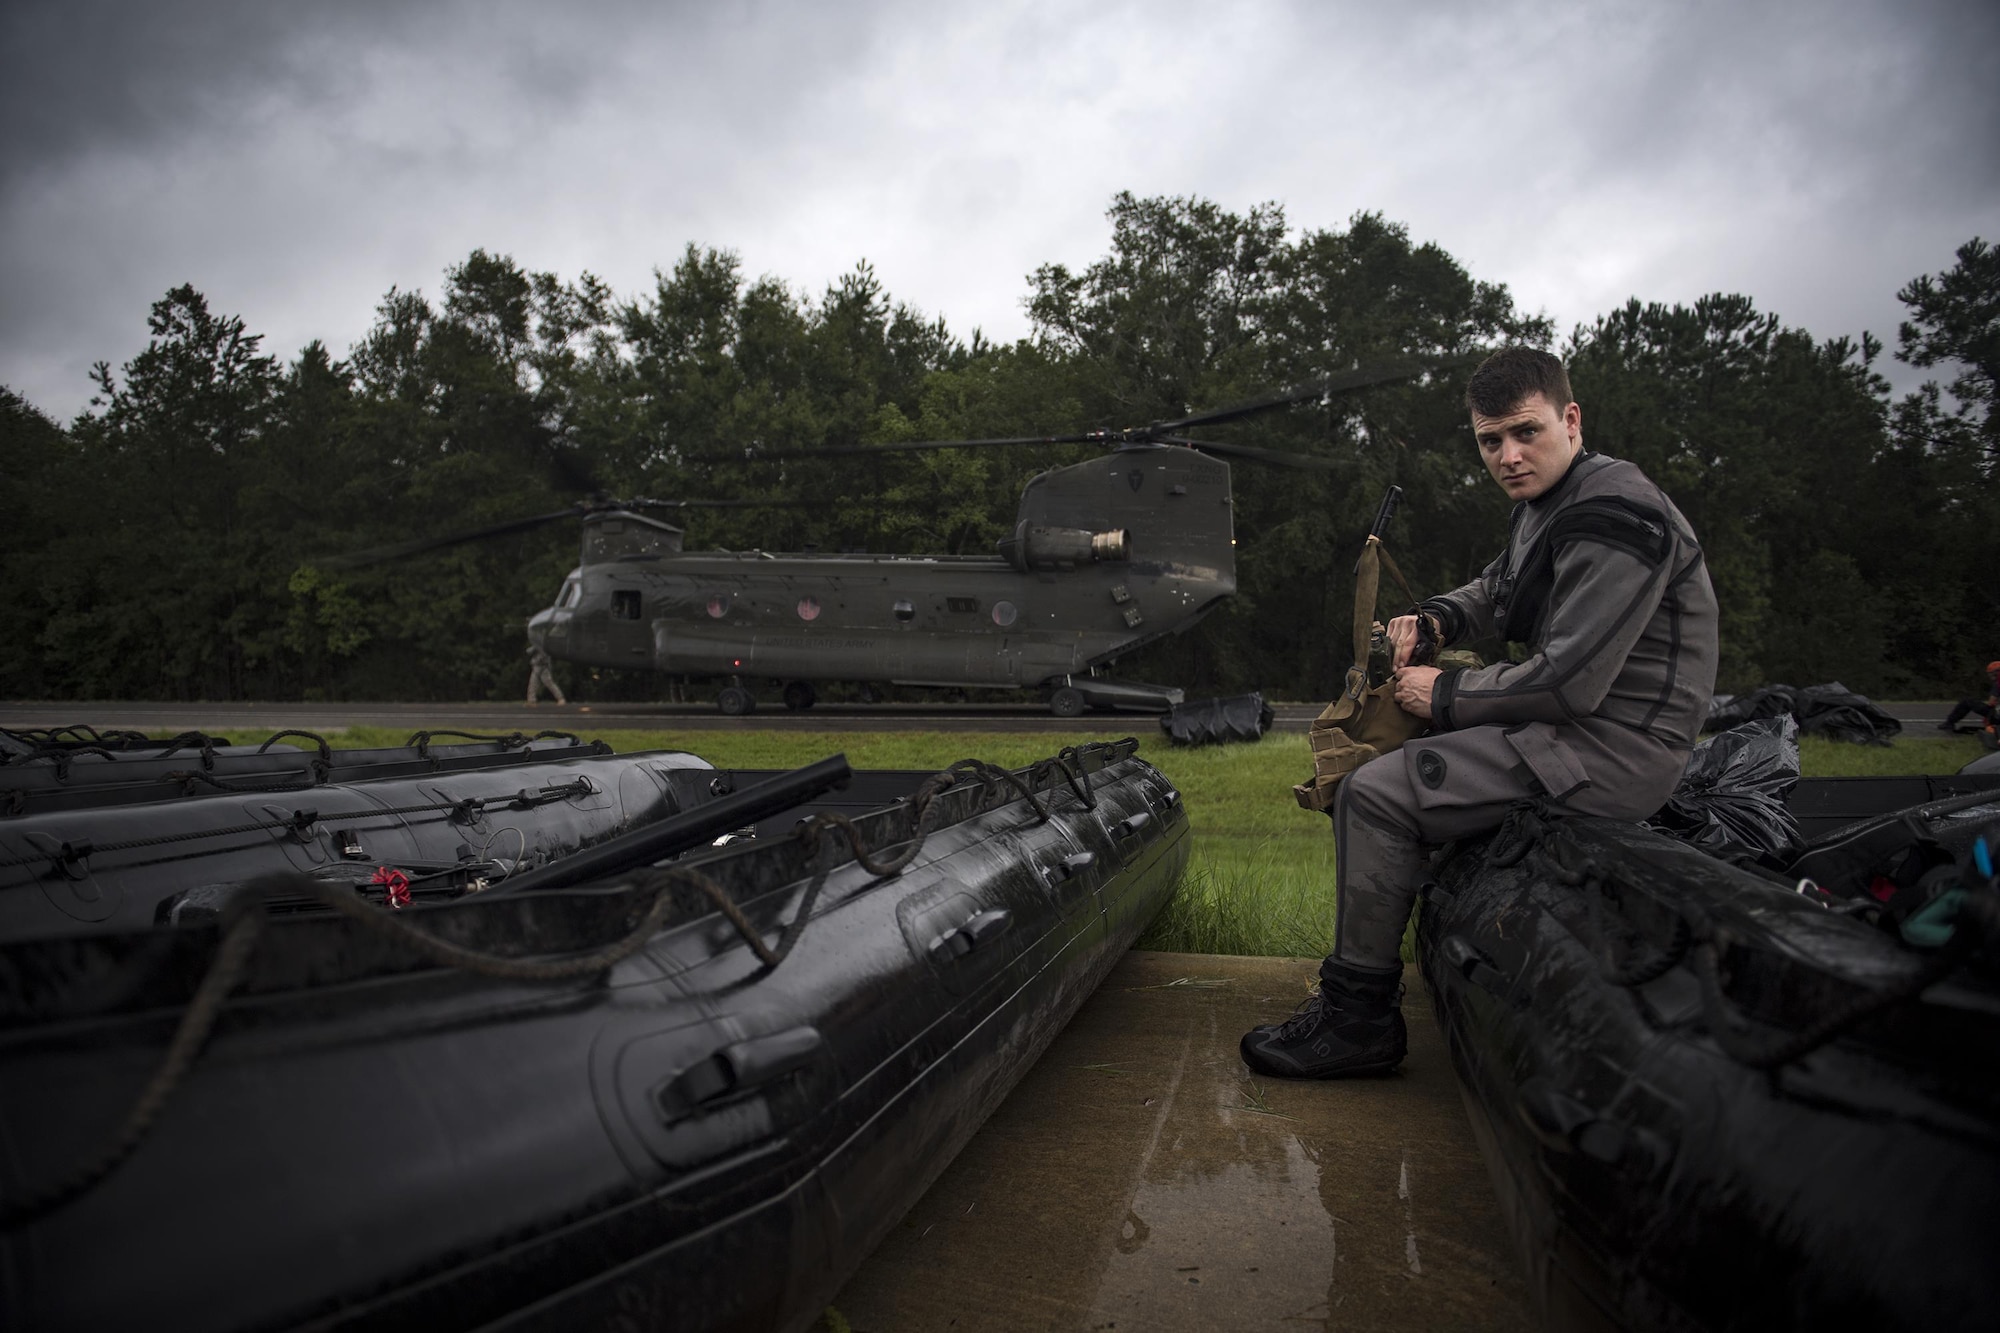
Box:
[319,508,584,571]
[1146,357,1442,435]
[621,497,819,510]
[684,356,1463,464]
[688,433,1102,463]
[1154,437,1344,471]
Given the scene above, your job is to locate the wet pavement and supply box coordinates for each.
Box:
[832,951,1531,1332]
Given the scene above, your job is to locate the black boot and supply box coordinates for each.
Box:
[1239,958,1407,1079]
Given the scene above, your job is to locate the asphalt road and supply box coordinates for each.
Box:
[0,698,1952,735]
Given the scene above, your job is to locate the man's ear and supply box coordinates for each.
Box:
[1564,400,1583,444]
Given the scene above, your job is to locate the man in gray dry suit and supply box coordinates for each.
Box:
[1241,347,1719,1078]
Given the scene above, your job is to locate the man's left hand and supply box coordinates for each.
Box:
[1394,666,1441,720]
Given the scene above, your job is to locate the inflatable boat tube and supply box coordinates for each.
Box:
[0,737,1188,1333]
[1419,775,2000,1332]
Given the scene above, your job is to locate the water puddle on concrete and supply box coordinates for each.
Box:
[834,951,1529,1332]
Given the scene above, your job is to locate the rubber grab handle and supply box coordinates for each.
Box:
[930,908,1012,960]
[658,1024,824,1118]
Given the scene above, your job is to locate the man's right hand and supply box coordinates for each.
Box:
[1386,613,1433,670]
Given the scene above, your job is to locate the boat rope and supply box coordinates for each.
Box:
[405,729,582,761]
[0,748,1118,1227]
[257,729,334,773]
[0,725,186,762]
[149,732,228,770]
[0,895,266,1231]
[1045,746,1098,809]
[0,780,594,870]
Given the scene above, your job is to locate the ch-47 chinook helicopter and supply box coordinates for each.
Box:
[350,361,1429,715]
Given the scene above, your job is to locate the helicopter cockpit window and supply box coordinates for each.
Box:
[796,596,821,622]
[706,593,731,619]
[557,579,581,609]
[612,590,642,620]
[991,600,1018,628]
[946,597,979,614]
[893,599,915,623]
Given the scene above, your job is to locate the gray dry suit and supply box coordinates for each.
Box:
[1332,450,1719,972]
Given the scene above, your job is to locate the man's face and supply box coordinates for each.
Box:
[1470,392,1583,501]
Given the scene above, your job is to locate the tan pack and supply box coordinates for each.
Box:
[1292,537,1429,813]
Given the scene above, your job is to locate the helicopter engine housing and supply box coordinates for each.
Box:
[998,522,1131,573]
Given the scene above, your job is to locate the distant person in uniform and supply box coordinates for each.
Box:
[1939,661,2000,734]
[1241,347,1720,1079]
[527,636,567,706]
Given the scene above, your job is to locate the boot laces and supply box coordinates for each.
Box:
[1276,990,1332,1040]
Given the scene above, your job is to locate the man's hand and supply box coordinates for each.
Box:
[1393,665,1441,720]
[1385,613,1436,670]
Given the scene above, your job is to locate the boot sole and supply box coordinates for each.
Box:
[1239,1044,1406,1080]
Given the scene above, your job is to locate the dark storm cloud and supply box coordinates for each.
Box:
[2,0,1994,420]
[2,2,389,186]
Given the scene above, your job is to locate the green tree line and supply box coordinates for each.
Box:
[2,196,1993,703]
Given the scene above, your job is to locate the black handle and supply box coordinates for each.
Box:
[1368,485,1404,541]
[1440,933,1513,1002]
[656,1024,824,1119]
[929,908,1012,961]
[1044,851,1097,889]
[1516,1078,1669,1173]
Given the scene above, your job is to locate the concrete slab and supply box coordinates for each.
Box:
[832,951,1530,1332]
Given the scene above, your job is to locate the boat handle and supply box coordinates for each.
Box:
[1045,851,1097,888]
[1113,811,1153,839]
[1517,1078,1668,1174]
[656,1024,824,1118]
[1439,934,1512,1001]
[930,908,1012,961]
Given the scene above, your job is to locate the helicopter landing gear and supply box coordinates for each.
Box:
[717,685,757,716]
[782,681,817,712]
[1048,686,1085,719]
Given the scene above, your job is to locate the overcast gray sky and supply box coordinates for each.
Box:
[4,0,1995,421]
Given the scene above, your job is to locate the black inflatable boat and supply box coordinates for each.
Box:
[1420,774,2000,1332]
[0,727,728,938]
[0,731,1189,1332]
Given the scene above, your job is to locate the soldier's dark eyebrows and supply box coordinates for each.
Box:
[1474,413,1538,446]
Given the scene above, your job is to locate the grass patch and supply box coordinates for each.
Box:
[224,723,1990,960]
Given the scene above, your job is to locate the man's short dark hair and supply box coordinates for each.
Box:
[1465,347,1573,417]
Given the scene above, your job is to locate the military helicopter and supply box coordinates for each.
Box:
[343,361,1431,715]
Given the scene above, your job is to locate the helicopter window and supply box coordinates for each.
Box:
[796,596,821,622]
[558,580,581,609]
[946,597,979,614]
[706,593,731,619]
[991,601,1018,628]
[612,590,642,620]
[893,599,915,623]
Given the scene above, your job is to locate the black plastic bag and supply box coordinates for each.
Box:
[1706,685,1797,732]
[1160,692,1274,746]
[1647,715,1804,864]
[1793,682,1901,746]
[1706,681,1900,746]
